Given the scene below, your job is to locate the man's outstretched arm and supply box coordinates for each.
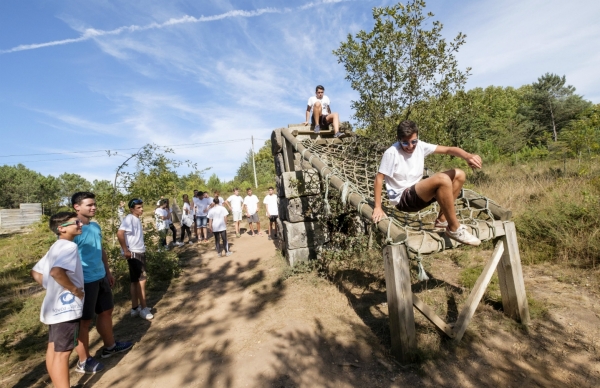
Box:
[434,146,482,169]
[372,172,387,223]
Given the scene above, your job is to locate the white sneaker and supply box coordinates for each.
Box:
[140,307,154,320]
[130,305,141,317]
[314,125,320,134]
[445,225,481,246]
[175,242,184,247]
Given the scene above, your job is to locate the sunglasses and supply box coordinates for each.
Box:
[60,220,82,227]
[128,199,144,208]
[400,139,419,147]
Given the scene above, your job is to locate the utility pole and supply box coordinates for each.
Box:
[251,136,258,188]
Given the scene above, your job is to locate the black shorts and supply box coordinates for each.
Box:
[127,252,147,283]
[48,319,80,352]
[395,184,436,213]
[269,215,278,222]
[82,276,114,320]
[311,115,328,127]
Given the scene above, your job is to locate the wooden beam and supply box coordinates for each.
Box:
[452,239,505,342]
[383,245,417,362]
[461,190,512,221]
[412,294,455,338]
[497,221,530,325]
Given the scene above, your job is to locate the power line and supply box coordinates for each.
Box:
[0,138,254,158]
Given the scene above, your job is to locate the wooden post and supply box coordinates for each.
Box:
[497,221,530,325]
[383,245,416,362]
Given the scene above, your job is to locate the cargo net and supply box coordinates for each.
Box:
[299,136,502,279]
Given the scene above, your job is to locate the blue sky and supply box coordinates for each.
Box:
[1,0,599,183]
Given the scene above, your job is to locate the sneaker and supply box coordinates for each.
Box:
[236,233,240,238]
[101,341,134,358]
[218,252,222,257]
[434,219,448,229]
[175,242,184,247]
[226,251,232,257]
[268,235,272,241]
[333,132,343,138]
[314,125,320,134]
[445,225,481,246]
[139,307,154,321]
[130,305,141,317]
[75,357,105,374]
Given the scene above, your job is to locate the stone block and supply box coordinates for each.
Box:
[283,220,328,249]
[281,169,321,198]
[271,128,283,154]
[275,153,285,176]
[280,196,320,223]
[285,247,318,267]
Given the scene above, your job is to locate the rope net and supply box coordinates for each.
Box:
[299,136,502,279]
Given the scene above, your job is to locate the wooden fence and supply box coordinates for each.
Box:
[0,203,43,232]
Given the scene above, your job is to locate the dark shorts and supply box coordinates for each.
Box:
[269,215,278,222]
[127,252,147,282]
[395,184,436,213]
[248,213,259,223]
[311,115,328,127]
[48,319,80,352]
[82,276,114,320]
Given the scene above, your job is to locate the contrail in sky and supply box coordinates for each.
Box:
[1,0,350,54]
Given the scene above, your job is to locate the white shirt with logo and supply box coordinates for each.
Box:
[33,239,84,325]
[308,95,331,116]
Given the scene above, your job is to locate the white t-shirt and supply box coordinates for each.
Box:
[308,95,331,116]
[263,194,278,216]
[197,197,212,216]
[183,202,194,217]
[155,208,168,230]
[118,214,145,253]
[207,205,229,232]
[227,195,243,212]
[243,195,259,215]
[33,239,84,325]
[378,141,438,205]
[192,197,201,216]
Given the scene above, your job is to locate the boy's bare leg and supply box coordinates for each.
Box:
[415,170,462,231]
[257,221,262,235]
[326,112,340,133]
[47,343,71,388]
[433,169,466,224]
[96,309,115,348]
[313,102,322,125]
[138,279,147,309]
[235,220,240,235]
[76,320,92,361]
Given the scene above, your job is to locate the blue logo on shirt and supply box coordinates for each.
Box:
[59,292,76,305]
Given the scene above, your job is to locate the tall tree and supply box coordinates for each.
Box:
[525,73,590,142]
[333,0,470,140]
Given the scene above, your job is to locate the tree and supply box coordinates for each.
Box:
[525,73,591,142]
[234,140,275,188]
[58,173,91,205]
[333,0,470,141]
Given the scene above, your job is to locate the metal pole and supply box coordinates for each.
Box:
[251,135,258,188]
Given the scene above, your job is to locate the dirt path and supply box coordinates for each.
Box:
[14,226,600,387]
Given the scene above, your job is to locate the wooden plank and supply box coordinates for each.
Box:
[497,221,531,325]
[461,190,512,221]
[383,245,417,362]
[412,294,455,338]
[452,239,505,342]
[271,128,283,154]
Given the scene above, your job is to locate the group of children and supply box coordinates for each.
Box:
[158,187,280,257]
[32,193,145,388]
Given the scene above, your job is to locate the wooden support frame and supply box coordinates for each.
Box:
[383,221,530,361]
[383,244,417,362]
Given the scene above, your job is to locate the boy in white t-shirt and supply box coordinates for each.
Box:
[226,187,244,238]
[31,212,84,388]
[207,197,232,257]
[372,120,483,246]
[117,199,153,321]
[242,188,261,236]
[155,199,169,249]
[303,85,342,137]
[263,187,279,241]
